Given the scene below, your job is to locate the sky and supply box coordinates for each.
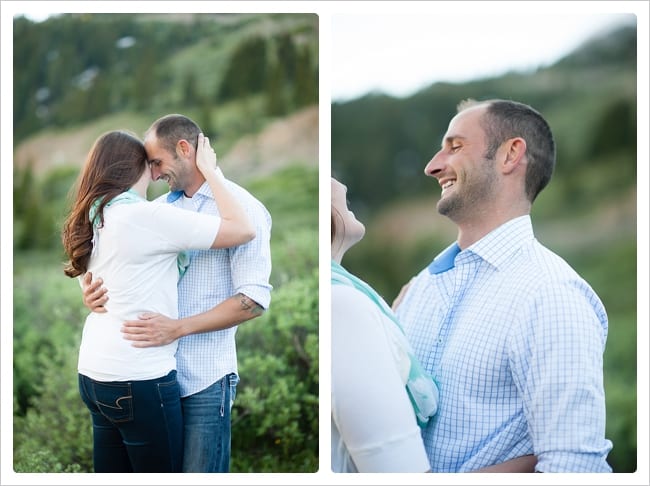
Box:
[11,3,638,102]
[331,12,636,101]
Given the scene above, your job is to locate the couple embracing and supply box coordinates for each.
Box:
[62,114,272,473]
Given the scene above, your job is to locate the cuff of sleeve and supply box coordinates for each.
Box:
[237,285,272,310]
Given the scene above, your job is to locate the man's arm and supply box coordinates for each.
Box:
[124,185,272,348]
[510,283,611,472]
[472,455,537,473]
[121,292,265,347]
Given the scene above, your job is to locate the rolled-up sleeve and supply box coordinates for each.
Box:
[230,198,273,309]
[510,279,613,472]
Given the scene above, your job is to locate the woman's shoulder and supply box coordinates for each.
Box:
[110,200,193,229]
[332,285,388,332]
[332,283,374,308]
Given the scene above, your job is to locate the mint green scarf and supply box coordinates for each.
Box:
[90,189,190,278]
[331,260,439,428]
[89,188,144,227]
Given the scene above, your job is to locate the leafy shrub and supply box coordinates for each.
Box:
[13,165,319,472]
[13,253,86,413]
[13,254,93,472]
[231,267,319,472]
[604,367,637,472]
[13,252,319,473]
[13,339,93,473]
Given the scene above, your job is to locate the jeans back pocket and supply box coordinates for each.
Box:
[93,381,134,423]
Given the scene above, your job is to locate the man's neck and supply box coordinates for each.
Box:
[183,174,206,198]
[456,206,529,249]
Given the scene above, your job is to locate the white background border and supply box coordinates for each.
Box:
[2,2,648,485]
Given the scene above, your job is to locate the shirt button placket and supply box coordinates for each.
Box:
[433,258,475,368]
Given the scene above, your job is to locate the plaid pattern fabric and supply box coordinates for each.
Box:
[159,175,272,397]
[395,216,612,472]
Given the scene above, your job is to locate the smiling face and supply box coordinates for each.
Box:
[424,104,500,223]
[331,178,365,261]
[144,132,194,193]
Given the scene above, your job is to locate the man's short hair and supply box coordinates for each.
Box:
[458,99,556,202]
[147,114,202,155]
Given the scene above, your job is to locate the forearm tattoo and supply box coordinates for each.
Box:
[237,293,265,317]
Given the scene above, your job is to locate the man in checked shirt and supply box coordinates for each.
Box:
[82,114,272,473]
[393,99,613,472]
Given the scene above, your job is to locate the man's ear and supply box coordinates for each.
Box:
[176,139,193,158]
[499,137,527,175]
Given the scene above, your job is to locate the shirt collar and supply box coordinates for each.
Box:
[468,215,534,270]
[166,190,183,203]
[165,173,224,203]
[428,215,534,274]
[428,242,461,274]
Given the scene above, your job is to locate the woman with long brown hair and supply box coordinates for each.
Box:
[62,130,254,472]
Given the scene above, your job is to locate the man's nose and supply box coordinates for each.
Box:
[150,164,160,181]
[424,150,445,178]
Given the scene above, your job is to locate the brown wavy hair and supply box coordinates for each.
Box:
[61,130,148,278]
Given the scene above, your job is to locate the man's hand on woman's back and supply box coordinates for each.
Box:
[81,271,108,313]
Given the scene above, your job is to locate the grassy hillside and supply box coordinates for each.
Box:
[13,12,319,251]
[14,13,318,142]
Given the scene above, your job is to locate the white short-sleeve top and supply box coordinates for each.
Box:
[331,284,430,473]
[77,201,219,381]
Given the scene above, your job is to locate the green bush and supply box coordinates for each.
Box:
[13,339,93,473]
[13,254,93,472]
[232,267,319,472]
[13,163,319,472]
[13,252,319,473]
[13,253,86,413]
[604,369,637,472]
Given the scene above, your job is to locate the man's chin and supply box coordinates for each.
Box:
[437,198,458,218]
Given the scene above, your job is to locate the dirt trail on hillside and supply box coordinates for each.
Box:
[14,106,318,180]
[220,106,318,181]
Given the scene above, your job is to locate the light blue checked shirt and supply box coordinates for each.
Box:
[158,174,272,397]
[395,215,612,472]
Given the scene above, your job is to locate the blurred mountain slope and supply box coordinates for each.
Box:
[332,23,636,218]
[13,12,318,183]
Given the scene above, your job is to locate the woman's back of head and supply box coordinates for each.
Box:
[62,130,148,278]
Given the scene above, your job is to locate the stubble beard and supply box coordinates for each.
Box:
[437,160,499,222]
[168,155,190,193]
[167,178,180,192]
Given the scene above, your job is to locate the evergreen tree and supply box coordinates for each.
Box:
[183,72,199,106]
[266,61,287,116]
[294,45,317,108]
[276,33,297,83]
[198,98,216,140]
[132,46,156,110]
[217,36,268,102]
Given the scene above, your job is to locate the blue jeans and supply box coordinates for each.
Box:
[78,370,183,472]
[181,373,239,472]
